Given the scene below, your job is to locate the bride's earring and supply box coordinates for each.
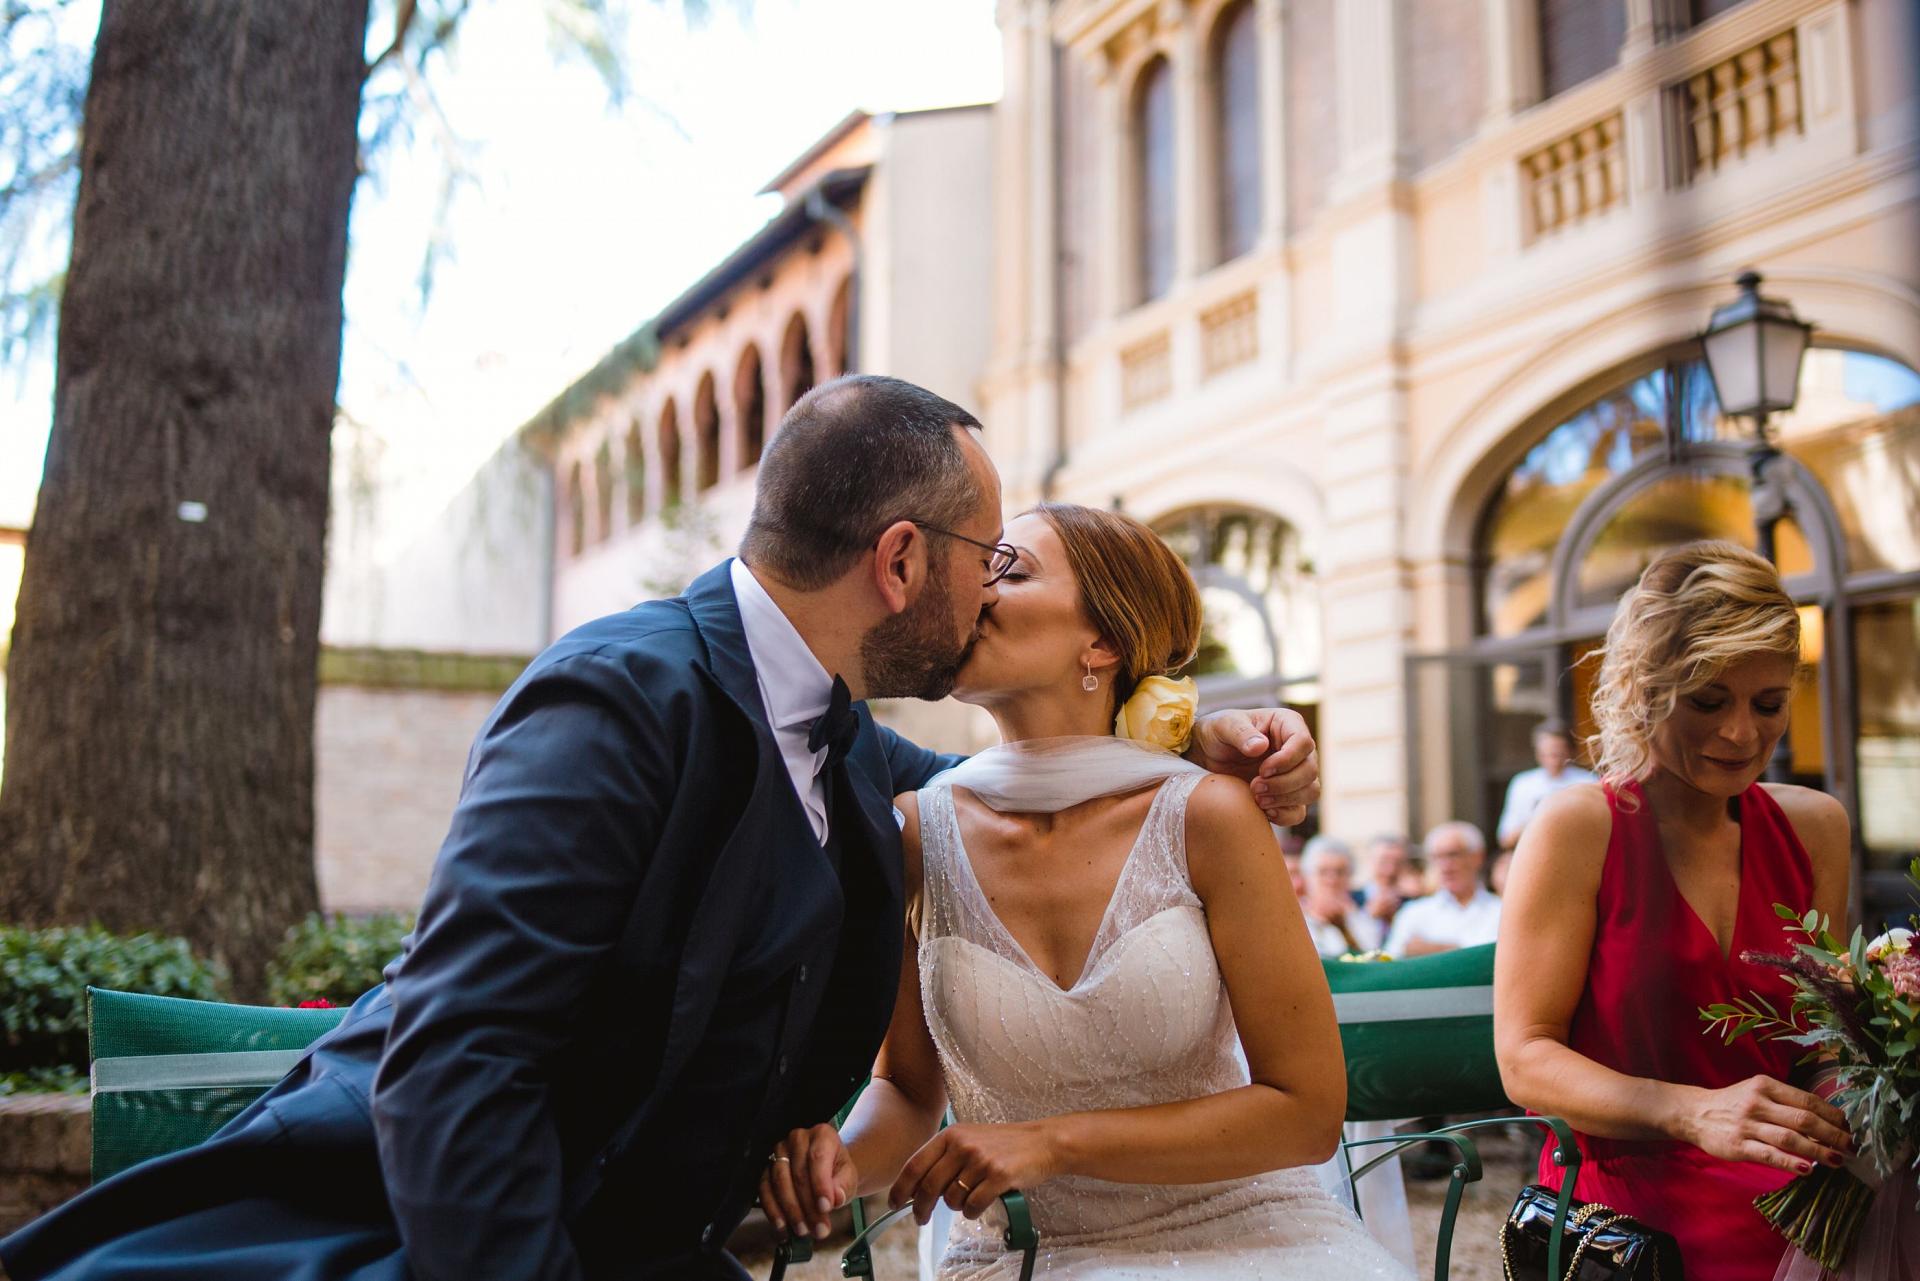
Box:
[1081,660,1098,693]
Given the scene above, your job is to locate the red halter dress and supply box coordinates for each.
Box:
[1534,781,1814,1281]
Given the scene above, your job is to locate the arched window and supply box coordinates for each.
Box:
[624,419,645,525]
[658,399,681,508]
[592,440,615,542]
[1212,2,1261,264]
[694,373,720,492]
[564,460,585,557]
[1149,506,1320,723]
[1443,345,1920,910]
[734,347,766,470]
[781,314,816,413]
[827,276,853,377]
[1134,57,1176,305]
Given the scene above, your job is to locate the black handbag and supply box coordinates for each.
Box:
[1501,1183,1685,1281]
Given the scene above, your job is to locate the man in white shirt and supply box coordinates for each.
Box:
[1382,821,1500,958]
[1495,721,1597,850]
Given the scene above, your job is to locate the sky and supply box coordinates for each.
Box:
[0,0,1005,551]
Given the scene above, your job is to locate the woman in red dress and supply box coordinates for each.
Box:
[1495,542,1854,1281]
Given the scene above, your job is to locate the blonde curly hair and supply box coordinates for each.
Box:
[1586,540,1800,789]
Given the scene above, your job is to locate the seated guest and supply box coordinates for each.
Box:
[1279,831,1307,900]
[1495,720,1597,850]
[1495,542,1851,1281]
[1356,833,1409,928]
[1393,853,1429,903]
[1300,836,1383,957]
[1382,822,1498,958]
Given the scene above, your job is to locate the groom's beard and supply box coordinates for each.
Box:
[860,561,976,701]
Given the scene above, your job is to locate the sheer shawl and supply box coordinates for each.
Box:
[923,735,1204,814]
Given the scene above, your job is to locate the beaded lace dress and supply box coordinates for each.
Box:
[916,773,1409,1280]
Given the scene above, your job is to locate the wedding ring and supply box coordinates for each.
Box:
[954,1178,972,1191]
[770,1155,791,1164]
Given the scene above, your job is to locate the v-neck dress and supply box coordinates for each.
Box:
[1534,780,1814,1280]
[914,775,1408,1281]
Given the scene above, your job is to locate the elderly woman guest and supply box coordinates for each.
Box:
[1357,834,1410,928]
[1494,542,1853,1280]
[1300,836,1383,958]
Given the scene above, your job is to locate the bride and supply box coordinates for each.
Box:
[758,503,1409,1279]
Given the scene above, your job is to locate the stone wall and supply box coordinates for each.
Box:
[0,1094,88,1236]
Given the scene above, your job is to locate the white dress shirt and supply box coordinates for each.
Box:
[1496,764,1599,846]
[1304,907,1384,959]
[1382,888,1503,958]
[730,558,836,843]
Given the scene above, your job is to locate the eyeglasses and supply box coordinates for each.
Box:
[912,522,1019,586]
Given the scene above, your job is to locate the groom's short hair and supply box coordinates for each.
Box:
[741,374,984,590]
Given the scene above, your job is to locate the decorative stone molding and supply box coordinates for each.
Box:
[1676,28,1802,181]
[1519,112,1628,239]
[1200,291,1259,376]
[1120,331,1174,409]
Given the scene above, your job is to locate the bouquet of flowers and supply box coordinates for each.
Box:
[1700,858,1920,1277]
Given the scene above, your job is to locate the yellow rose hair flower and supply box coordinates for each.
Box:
[1113,675,1198,754]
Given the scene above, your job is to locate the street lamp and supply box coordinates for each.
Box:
[1698,269,1813,564]
[1698,270,1814,784]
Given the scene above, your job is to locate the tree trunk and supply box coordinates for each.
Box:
[0,0,369,997]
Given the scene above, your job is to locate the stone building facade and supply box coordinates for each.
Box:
[983,0,1920,913]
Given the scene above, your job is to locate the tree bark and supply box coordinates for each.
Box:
[0,0,369,997]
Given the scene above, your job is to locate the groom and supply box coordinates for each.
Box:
[0,375,1319,1281]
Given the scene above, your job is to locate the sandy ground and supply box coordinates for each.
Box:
[738,1125,1538,1280]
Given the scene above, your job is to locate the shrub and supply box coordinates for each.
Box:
[0,924,228,1076]
[266,912,413,1008]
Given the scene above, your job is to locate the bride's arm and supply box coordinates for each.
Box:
[889,776,1343,1221]
[761,794,950,1238]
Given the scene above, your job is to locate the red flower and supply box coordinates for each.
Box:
[297,998,336,1009]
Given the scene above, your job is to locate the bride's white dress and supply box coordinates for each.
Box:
[916,774,1412,1280]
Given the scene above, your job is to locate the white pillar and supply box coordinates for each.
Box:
[1256,0,1288,246]
[1483,0,1541,125]
[1331,0,1404,199]
[1173,17,1207,281]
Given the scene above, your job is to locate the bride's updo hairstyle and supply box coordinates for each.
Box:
[1587,540,1799,789]
[1030,503,1202,714]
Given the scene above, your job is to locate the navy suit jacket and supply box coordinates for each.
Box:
[0,561,958,1281]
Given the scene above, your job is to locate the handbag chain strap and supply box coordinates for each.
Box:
[1501,1198,1662,1281]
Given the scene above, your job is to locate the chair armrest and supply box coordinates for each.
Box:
[1423,1115,1581,1279]
[839,1190,1038,1281]
[1341,1131,1484,1281]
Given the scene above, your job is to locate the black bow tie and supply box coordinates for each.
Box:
[806,675,859,768]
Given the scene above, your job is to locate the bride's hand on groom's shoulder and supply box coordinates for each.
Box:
[888,1121,1061,1225]
[759,1123,858,1242]
[1187,708,1320,826]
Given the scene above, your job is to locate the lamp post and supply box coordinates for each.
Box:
[1698,270,1813,563]
[1698,270,1813,782]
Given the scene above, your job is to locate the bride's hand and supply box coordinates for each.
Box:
[889,1122,1061,1224]
[1187,708,1320,826]
[759,1123,858,1241]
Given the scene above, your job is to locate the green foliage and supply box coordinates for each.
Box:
[265,912,414,1008]
[0,1064,83,1096]
[0,924,228,1074]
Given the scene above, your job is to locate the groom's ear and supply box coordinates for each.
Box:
[870,519,924,615]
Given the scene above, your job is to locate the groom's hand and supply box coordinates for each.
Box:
[1187,708,1320,826]
[760,1124,857,1242]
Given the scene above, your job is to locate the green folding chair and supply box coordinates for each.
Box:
[769,1089,1038,1281]
[86,987,346,1181]
[1325,944,1581,1281]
